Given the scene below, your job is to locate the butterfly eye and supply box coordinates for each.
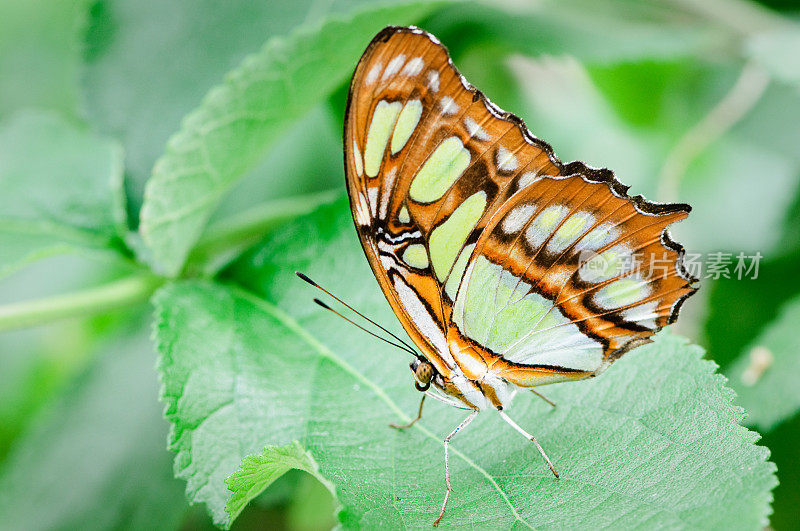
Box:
[414,361,434,392]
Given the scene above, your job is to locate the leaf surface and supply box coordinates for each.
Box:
[0,110,125,278]
[426,0,728,65]
[745,26,800,88]
[155,199,777,529]
[83,0,434,212]
[0,321,187,530]
[135,1,441,276]
[225,440,334,523]
[0,0,88,118]
[727,295,800,432]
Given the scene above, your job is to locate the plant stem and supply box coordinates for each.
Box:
[0,274,163,332]
[187,190,340,276]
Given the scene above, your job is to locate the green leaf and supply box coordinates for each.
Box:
[155,200,776,528]
[507,55,665,196]
[83,0,430,215]
[0,253,129,458]
[225,441,335,524]
[672,67,800,255]
[208,105,343,225]
[760,413,800,529]
[138,1,443,277]
[0,0,89,118]
[0,273,162,333]
[0,110,126,278]
[726,295,800,432]
[0,319,187,530]
[284,470,338,531]
[674,137,798,254]
[187,190,339,277]
[705,248,800,368]
[587,60,724,134]
[735,81,800,168]
[425,0,729,65]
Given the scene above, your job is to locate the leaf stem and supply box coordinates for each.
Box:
[186,190,340,276]
[0,274,163,332]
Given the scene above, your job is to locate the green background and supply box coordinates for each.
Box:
[1,0,799,529]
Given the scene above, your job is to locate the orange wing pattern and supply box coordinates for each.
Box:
[449,173,696,390]
[344,27,559,379]
[344,26,697,402]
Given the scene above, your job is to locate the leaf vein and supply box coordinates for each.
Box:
[230,284,534,529]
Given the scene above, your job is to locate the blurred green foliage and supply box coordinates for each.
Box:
[1,0,799,529]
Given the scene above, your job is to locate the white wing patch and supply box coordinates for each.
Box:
[449,372,490,410]
[382,54,405,80]
[379,167,397,220]
[367,187,379,218]
[496,146,519,172]
[463,116,489,141]
[440,96,459,116]
[575,223,620,253]
[517,171,541,190]
[525,205,569,248]
[427,70,440,92]
[353,140,363,177]
[453,256,603,371]
[402,56,424,76]
[394,276,453,366]
[594,276,652,310]
[355,192,370,226]
[578,244,634,283]
[621,300,659,329]
[547,212,595,253]
[501,203,536,234]
[365,62,381,85]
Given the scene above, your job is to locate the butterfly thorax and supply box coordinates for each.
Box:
[408,331,510,411]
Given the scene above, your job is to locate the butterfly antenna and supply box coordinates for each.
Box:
[296,272,419,356]
[312,298,418,357]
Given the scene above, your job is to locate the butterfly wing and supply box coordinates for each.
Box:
[344,26,561,378]
[449,171,697,388]
[344,26,697,394]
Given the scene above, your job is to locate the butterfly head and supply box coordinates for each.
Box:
[410,357,435,392]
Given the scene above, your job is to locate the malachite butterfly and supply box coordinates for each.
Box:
[303,25,698,526]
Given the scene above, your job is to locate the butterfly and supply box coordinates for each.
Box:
[303,25,698,526]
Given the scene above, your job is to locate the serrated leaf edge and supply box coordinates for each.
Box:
[223,440,337,528]
[154,281,778,528]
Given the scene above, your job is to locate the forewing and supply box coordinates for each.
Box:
[344,26,561,373]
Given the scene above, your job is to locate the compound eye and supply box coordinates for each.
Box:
[414,362,434,391]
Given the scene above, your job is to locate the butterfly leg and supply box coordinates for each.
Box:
[390,394,426,429]
[498,410,559,478]
[530,388,557,409]
[433,409,479,527]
